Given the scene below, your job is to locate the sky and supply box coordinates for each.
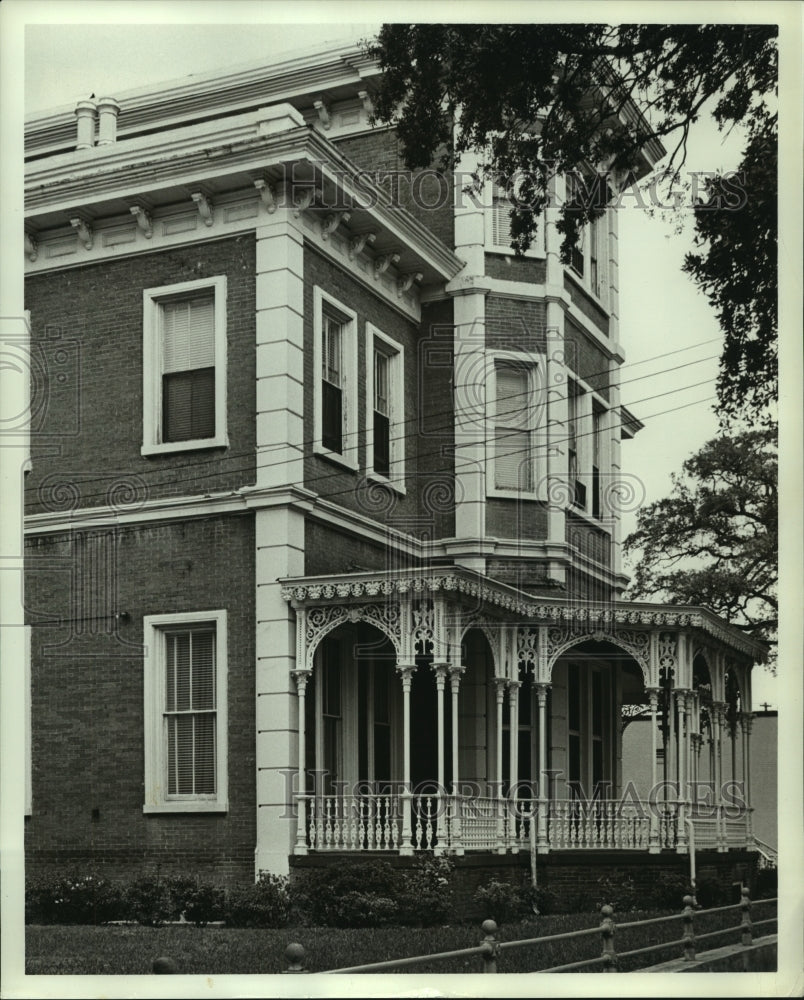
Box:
[18,12,783,706]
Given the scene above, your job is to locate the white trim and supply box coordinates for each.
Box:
[485,349,547,501]
[365,323,406,493]
[24,624,32,817]
[313,286,359,470]
[141,275,228,456]
[143,609,228,814]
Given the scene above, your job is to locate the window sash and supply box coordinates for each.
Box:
[162,367,215,442]
[163,627,217,798]
[322,314,343,386]
[494,428,532,491]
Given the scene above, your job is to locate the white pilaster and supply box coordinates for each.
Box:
[255,189,305,489]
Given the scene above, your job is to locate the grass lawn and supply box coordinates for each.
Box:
[25,906,767,976]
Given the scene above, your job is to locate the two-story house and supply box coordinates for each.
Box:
[22,41,766,892]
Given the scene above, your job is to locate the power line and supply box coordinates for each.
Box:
[25,342,719,500]
[26,379,717,510]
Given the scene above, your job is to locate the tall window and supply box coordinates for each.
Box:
[366,325,405,489]
[486,182,546,256]
[566,661,611,800]
[314,288,358,468]
[568,382,586,509]
[564,174,608,303]
[142,276,227,455]
[491,361,535,493]
[592,406,603,519]
[321,312,344,453]
[144,610,228,812]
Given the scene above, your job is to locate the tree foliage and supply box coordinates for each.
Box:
[368,23,778,419]
[623,428,777,652]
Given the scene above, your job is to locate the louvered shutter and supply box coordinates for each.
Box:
[491,196,512,248]
[166,628,216,796]
[161,297,216,442]
[495,367,529,427]
[495,429,531,490]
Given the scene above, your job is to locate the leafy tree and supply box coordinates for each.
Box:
[368,24,778,419]
[623,428,777,654]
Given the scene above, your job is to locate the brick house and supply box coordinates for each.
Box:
[22,42,767,889]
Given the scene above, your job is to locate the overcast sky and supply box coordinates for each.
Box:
[19,13,780,705]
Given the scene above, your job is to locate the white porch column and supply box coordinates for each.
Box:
[433,664,448,795]
[493,677,507,853]
[741,712,753,840]
[713,701,727,852]
[397,662,417,856]
[507,679,521,853]
[675,691,689,853]
[648,688,660,853]
[291,668,311,854]
[448,664,465,854]
[536,683,550,853]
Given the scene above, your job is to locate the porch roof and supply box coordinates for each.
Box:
[279,566,767,663]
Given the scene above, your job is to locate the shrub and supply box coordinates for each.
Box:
[645,871,692,910]
[753,864,777,900]
[396,856,454,927]
[125,876,174,927]
[26,872,123,925]
[694,875,727,909]
[474,879,531,924]
[224,873,291,928]
[594,873,641,914]
[292,857,454,928]
[181,883,226,926]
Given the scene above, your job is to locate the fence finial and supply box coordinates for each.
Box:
[153,956,179,974]
[682,894,696,961]
[480,919,499,974]
[285,942,306,973]
[600,904,616,971]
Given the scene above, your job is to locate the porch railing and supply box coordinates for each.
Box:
[299,793,741,855]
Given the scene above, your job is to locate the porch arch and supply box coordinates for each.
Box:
[302,604,401,673]
[547,633,650,687]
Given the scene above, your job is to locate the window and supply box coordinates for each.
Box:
[487,354,544,498]
[142,276,228,455]
[366,325,405,489]
[486,183,546,256]
[592,406,604,519]
[568,381,586,510]
[567,662,611,799]
[314,287,358,468]
[564,174,608,303]
[144,610,228,812]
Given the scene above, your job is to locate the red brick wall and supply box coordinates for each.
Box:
[564,272,610,335]
[304,519,390,576]
[486,498,548,542]
[485,253,547,285]
[418,298,456,540]
[485,296,547,352]
[334,129,454,248]
[24,236,257,515]
[24,512,256,887]
[304,247,445,540]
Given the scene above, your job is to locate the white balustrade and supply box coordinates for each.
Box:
[305,794,401,851]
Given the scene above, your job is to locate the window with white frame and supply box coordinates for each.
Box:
[314,288,358,468]
[143,610,228,813]
[487,355,544,498]
[486,183,546,256]
[567,380,609,521]
[142,276,228,455]
[366,325,405,488]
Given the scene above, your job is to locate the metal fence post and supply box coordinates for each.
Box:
[480,919,499,973]
[600,904,616,971]
[284,943,307,973]
[740,886,753,947]
[682,895,696,961]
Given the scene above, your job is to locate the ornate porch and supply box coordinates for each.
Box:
[280,567,766,860]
